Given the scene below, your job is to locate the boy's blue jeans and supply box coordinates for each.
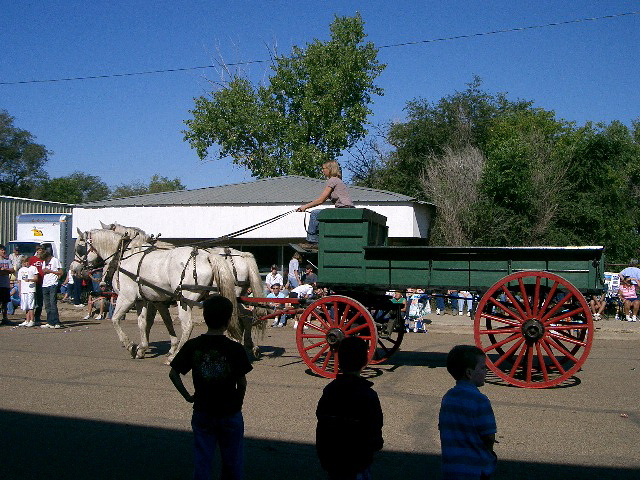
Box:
[191,410,244,480]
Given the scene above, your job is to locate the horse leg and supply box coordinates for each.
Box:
[239,309,259,360]
[135,302,156,359]
[156,303,179,357]
[165,303,194,365]
[110,298,137,356]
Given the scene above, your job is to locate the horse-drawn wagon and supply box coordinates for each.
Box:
[75,207,604,389]
[243,208,605,389]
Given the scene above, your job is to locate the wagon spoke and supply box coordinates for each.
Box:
[345,323,371,335]
[484,333,521,353]
[547,331,587,347]
[547,324,589,332]
[518,278,532,317]
[309,343,330,361]
[544,336,579,363]
[509,342,528,377]
[492,337,524,367]
[539,280,560,317]
[488,296,522,323]
[343,311,363,330]
[321,349,333,371]
[532,276,542,317]
[535,343,549,382]
[301,333,327,339]
[314,306,332,330]
[525,344,534,383]
[540,338,567,374]
[501,285,527,320]
[479,312,521,327]
[338,303,352,327]
[478,327,521,335]
[543,307,585,325]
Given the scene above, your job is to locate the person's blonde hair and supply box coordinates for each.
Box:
[323,160,342,179]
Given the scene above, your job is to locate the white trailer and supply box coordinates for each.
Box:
[6,213,74,267]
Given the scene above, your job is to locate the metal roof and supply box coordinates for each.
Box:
[81,175,426,208]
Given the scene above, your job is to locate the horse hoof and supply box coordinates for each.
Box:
[130,344,138,358]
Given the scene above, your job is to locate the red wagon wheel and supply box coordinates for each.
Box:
[296,295,377,378]
[474,271,594,388]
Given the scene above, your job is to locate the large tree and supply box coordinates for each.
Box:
[0,110,50,197]
[31,172,110,204]
[184,14,385,178]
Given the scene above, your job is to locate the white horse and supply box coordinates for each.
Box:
[74,226,267,360]
[74,228,240,362]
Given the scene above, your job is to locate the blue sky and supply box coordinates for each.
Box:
[2,1,638,190]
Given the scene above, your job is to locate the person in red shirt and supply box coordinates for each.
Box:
[28,245,46,324]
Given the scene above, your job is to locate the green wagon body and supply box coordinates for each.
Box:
[317,208,605,294]
[293,208,602,388]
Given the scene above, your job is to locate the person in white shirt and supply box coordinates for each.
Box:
[264,264,283,295]
[266,284,287,327]
[40,246,63,329]
[17,257,38,327]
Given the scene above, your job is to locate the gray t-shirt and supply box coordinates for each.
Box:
[326,177,354,208]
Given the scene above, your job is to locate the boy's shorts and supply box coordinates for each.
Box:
[21,292,35,311]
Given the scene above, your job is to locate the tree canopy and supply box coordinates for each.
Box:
[184,13,385,178]
[351,78,640,263]
[111,174,185,198]
[0,110,50,197]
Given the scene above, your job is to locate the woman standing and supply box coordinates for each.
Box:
[297,160,354,250]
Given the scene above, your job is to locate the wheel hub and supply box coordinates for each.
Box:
[521,318,545,341]
[326,327,345,347]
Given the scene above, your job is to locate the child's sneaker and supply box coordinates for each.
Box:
[18,320,28,327]
[633,316,638,322]
[467,311,471,317]
[83,314,92,320]
[458,311,463,316]
[626,315,633,322]
[293,320,298,329]
[436,308,441,315]
[95,314,103,321]
[24,321,35,327]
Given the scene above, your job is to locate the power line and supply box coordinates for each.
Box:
[1,11,638,86]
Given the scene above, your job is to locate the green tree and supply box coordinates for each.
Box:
[0,110,50,197]
[32,172,110,204]
[184,14,385,178]
[371,77,532,199]
[112,174,185,198]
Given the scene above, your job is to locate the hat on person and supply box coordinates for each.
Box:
[99,281,107,287]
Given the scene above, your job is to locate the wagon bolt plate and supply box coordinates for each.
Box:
[326,327,345,347]
[521,318,545,342]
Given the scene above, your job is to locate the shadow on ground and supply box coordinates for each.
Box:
[2,409,638,480]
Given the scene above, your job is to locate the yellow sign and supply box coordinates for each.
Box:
[32,227,43,237]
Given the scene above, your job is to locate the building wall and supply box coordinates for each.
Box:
[72,203,433,242]
[0,196,73,246]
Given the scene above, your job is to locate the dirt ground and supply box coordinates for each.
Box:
[1,301,639,480]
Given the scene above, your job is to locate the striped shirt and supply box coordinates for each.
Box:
[439,381,497,479]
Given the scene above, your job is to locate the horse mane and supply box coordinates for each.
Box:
[105,222,174,249]
[90,229,125,257]
[205,252,243,340]
[238,250,269,331]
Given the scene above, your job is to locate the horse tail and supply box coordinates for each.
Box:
[240,251,269,332]
[206,251,242,341]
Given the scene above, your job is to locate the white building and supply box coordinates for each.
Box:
[73,176,435,269]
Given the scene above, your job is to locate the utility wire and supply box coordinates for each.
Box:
[1,11,638,86]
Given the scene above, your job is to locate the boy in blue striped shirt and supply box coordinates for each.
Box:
[439,345,497,480]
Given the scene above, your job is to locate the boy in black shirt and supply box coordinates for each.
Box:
[170,295,252,480]
[316,336,384,479]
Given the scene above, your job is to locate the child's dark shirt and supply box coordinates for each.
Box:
[316,373,383,475]
[170,334,252,416]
